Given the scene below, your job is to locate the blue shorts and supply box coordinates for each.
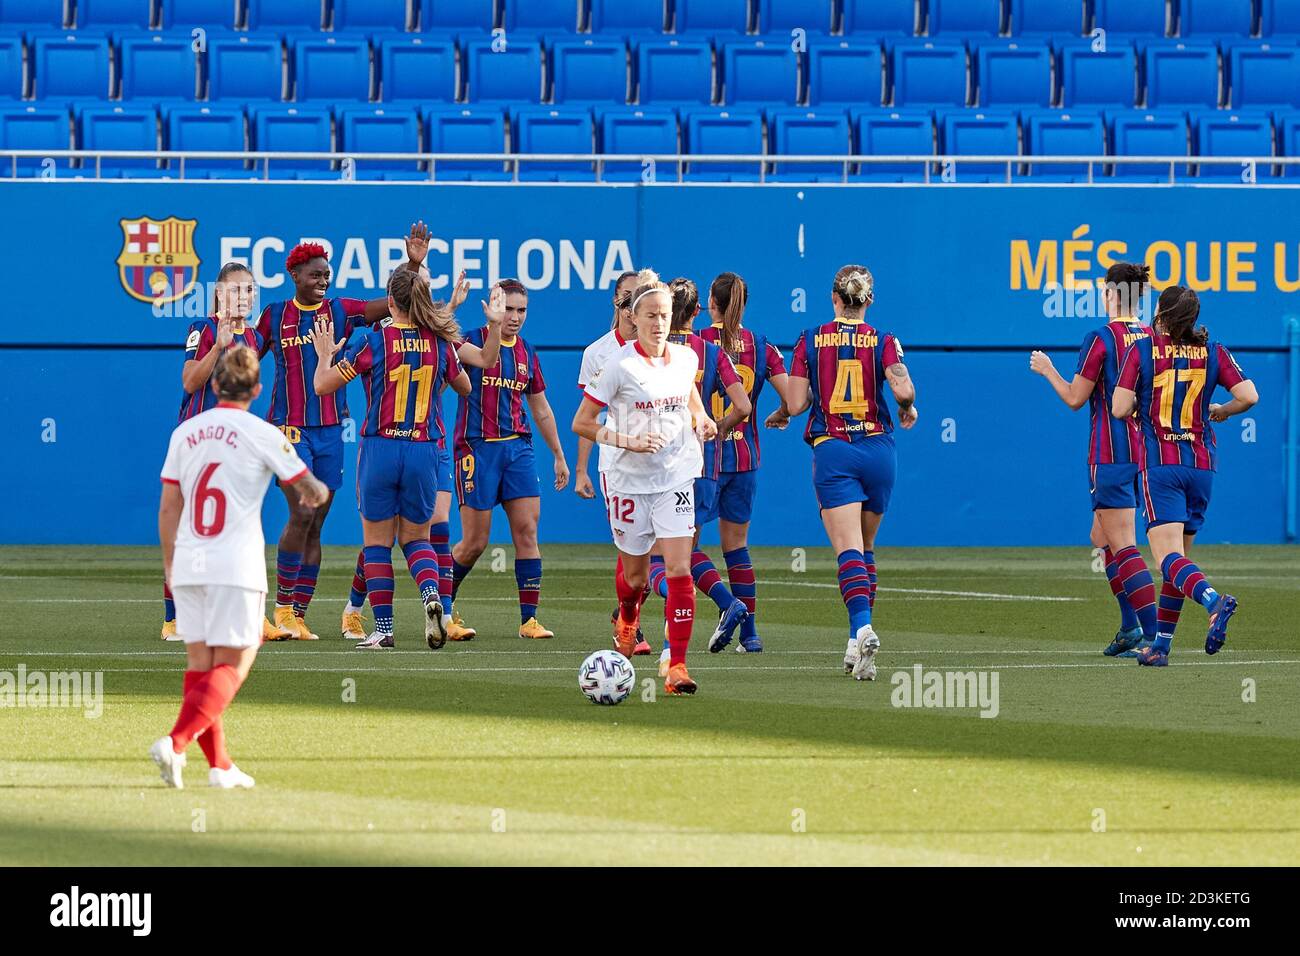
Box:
[436,442,453,495]
[1089,462,1140,511]
[1141,465,1213,534]
[694,477,719,526]
[357,436,439,524]
[280,424,345,491]
[811,434,896,513]
[455,437,541,510]
[717,470,759,524]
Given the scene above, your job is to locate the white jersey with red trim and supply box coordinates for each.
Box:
[585,341,702,494]
[161,405,308,592]
[578,327,631,475]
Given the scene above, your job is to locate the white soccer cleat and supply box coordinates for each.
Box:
[852,625,880,682]
[658,645,671,679]
[843,639,858,675]
[149,736,185,789]
[424,594,448,650]
[209,764,255,789]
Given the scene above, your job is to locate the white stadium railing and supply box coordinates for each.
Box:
[1,150,1298,184]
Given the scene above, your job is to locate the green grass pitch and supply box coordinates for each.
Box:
[1,544,1297,866]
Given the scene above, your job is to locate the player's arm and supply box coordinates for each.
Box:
[886,361,918,429]
[158,480,183,589]
[1209,380,1259,422]
[1030,350,1094,410]
[1112,347,1141,420]
[526,392,570,490]
[768,374,809,429]
[574,435,596,498]
[688,387,718,442]
[573,396,662,453]
[455,284,505,369]
[360,221,431,324]
[181,318,233,394]
[310,316,352,395]
[717,381,752,436]
[1111,386,1137,419]
[448,368,472,397]
[285,470,329,508]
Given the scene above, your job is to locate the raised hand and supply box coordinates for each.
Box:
[312,316,344,361]
[482,284,506,326]
[405,220,430,266]
[214,313,236,350]
[449,269,470,311]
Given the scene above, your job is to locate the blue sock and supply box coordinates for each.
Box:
[691,549,734,613]
[362,545,395,635]
[723,547,757,640]
[1153,635,1172,653]
[163,580,175,623]
[515,557,542,624]
[348,549,367,608]
[837,549,872,638]
[648,556,669,600]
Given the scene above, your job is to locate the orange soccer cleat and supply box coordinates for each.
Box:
[613,618,640,658]
[664,663,697,696]
[519,617,554,640]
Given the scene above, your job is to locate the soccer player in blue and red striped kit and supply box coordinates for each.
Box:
[1113,286,1257,666]
[644,277,752,672]
[1030,261,1160,658]
[312,269,471,649]
[700,271,790,654]
[445,279,571,640]
[256,226,427,641]
[768,265,917,680]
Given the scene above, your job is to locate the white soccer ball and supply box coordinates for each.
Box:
[578,649,635,706]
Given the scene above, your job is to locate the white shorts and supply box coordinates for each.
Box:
[602,477,696,556]
[173,584,263,649]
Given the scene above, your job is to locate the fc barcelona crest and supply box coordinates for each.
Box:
[117,216,200,305]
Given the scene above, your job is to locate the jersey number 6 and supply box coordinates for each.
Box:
[192,462,227,538]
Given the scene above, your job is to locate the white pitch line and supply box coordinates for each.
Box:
[760,579,1084,602]
[2,648,1290,658]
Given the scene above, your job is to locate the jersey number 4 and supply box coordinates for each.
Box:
[829,360,870,420]
[192,462,226,538]
[1153,368,1205,430]
[388,364,435,424]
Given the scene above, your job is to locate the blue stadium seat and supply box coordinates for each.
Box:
[1180,0,1254,38]
[807,40,884,107]
[636,39,714,106]
[379,36,457,103]
[930,0,1003,36]
[1229,43,1300,108]
[842,0,916,36]
[599,106,678,181]
[251,104,334,178]
[1058,41,1137,107]
[1262,0,1300,37]
[335,0,409,34]
[1009,0,1085,37]
[758,0,836,36]
[1282,113,1300,176]
[501,0,581,35]
[1094,0,1168,37]
[722,39,800,106]
[1144,42,1220,108]
[424,106,508,180]
[676,0,749,35]
[246,0,323,32]
[421,0,496,33]
[975,40,1052,107]
[160,0,241,30]
[1022,107,1105,180]
[31,32,111,102]
[682,106,762,180]
[851,108,933,181]
[552,39,629,105]
[338,105,423,179]
[293,36,372,102]
[119,34,199,101]
[590,0,665,35]
[0,36,25,100]
[0,0,64,29]
[167,105,249,177]
[512,105,594,181]
[76,0,152,29]
[78,105,162,176]
[1192,109,1275,177]
[464,38,543,102]
[207,36,284,102]
[1110,109,1189,179]
[891,40,969,108]
[939,108,1019,182]
[0,105,71,173]
[769,108,850,182]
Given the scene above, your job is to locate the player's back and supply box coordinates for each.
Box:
[1122,332,1243,471]
[1077,318,1149,465]
[164,406,307,591]
[701,324,785,472]
[795,316,902,444]
[340,322,458,443]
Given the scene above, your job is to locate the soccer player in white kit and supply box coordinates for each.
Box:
[151,346,328,789]
[573,271,717,695]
